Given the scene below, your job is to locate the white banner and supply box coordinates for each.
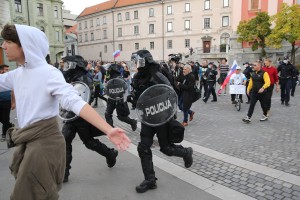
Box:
[229,85,246,94]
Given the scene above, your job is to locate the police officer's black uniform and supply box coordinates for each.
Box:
[203,64,218,102]
[132,50,193,193]
[243,62,253,103]
[61,55,118,182]
[104,64,137,131]
[291,67,299,97]
[277,58,296,106]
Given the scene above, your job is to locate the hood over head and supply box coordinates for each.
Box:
[15,24,49,68]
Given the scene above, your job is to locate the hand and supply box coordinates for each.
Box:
[258,88,264,93]
[107,128,131,151]
[11,103,16,110]
[247,91,250,96]
[276,86,280,93]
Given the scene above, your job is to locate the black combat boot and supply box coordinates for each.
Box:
[136,143,157,193]
[85,139,118,168]
[172,145,193,168]
[117,116,137,131]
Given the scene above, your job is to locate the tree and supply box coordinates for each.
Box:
[266,3,300,64]
[237,12,272,57]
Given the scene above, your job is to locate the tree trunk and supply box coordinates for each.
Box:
[291,42,295,65]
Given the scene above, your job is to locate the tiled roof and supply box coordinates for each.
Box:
[78,0,159,18]
[65,24,78,35]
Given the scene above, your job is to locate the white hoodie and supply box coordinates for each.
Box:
[0,25,86,128]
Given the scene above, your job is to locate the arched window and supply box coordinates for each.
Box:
[220,33,230,52]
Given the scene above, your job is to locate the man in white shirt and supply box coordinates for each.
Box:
[0,24,130,199]
[230,66,247,103]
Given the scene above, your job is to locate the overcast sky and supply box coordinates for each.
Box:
[62,0,108,15]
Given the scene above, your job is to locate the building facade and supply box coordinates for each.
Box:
[0,0,11,65]
[8,0,64,64]
[77,0,233,62]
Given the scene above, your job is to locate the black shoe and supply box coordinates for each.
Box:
[285,102,290,106]
[246,101,250,104]
[202,99,207,103]
[107,149,118,168]
[63,176,69,183]
[240,99,243,103]
[291,94,294,97]
[183,147,193,168]
[136,179,157,193]
[131,120,137,131]
[211,100,217,102]
[281,101,284,105]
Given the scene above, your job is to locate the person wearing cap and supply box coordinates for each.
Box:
[243,61,270,123]
[243,62,253,104]
[229,65,247,104]
[277,56,297,106]
[203,62,218,103]
[218,58,230,95]
[262,58,279,116]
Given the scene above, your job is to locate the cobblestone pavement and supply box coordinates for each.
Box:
[1,88,300,200]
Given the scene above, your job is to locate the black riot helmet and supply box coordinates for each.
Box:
[131,50,155,68]
[63,55,87,71]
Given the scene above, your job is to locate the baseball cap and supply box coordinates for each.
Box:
[236,66,242,70]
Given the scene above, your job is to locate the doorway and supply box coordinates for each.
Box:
[203,41,211,53]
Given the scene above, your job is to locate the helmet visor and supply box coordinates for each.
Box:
[131,53,146,68]
[64,61,77,71]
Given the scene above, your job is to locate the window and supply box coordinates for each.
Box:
[125,12,130,20]
[90,20,93,27]
[103,16,107,24]
[149,8,154,17]
[84,21,87,28]
[220,33,230,52]
[167,40,173,49]
[96,18,100,26]
[79,34,82,43]
[150,42,154,50]
[103,30,107,39]
[37,3,43,16]
[134,11,138,19]
[55,31,60,41]
[222,16,229,27]
[85,33,88,42]
[15,0,22,12]
[79,23,82,30]
[167,6,172,15]
[54,6,58,18]
[134,25,139,35]
[251,0,259,10]
[118,28,122,37]
[167,22,173,32]
[185,39,190,48]
[204,18,210,28]
[149,24,154,34]
[204,0,210,10]
[104,45,107,53]
[135,43,139,50]
[117,13,122,21]
[223,0,229,7]
[184,20,190,30]
[185,3,190,12]
[91,32,94,41]
[118,44,123,51]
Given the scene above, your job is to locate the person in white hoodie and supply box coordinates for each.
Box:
[0,24,131,199]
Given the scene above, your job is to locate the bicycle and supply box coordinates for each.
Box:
[234,94,241,111]
[229,84,246,112]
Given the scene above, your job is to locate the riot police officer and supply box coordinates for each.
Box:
[291,66,299,97]
[131,50,193,193]
[203,62,218,103]
[277,56,296,106]
[61,55,118,183]
[104,63,137,131]
[243,62,253,104]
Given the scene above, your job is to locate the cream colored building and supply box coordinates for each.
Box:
[77,0,233,62]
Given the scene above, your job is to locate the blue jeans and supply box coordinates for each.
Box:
[183,110,193,123]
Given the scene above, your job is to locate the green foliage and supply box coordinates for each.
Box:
[237,12,271,56]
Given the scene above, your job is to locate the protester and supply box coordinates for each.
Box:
[0,24,130,199]
[229,65,246,104]
[218,58,230,96]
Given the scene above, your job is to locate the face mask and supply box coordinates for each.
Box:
[283,60,288,64]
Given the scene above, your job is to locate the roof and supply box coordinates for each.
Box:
[65,24,78,35]
[78,0,159,18]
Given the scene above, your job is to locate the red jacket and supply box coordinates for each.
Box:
[262,66,279,85]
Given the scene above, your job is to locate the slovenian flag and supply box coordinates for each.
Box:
[113,50,121,58]
[217,60,238,95]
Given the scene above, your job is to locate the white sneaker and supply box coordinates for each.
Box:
[260,115,268,121]
[242,116,251,123]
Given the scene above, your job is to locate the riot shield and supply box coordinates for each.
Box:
[136,84,177,127]
[105,77,128,100]
[59,81,91,121]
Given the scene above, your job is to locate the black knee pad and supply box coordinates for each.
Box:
[137,142,151,156]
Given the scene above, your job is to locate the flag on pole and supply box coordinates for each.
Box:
[217,60,238,95]
[113,50,121,58]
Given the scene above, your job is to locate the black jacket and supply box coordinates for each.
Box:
[178,73,195,111]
